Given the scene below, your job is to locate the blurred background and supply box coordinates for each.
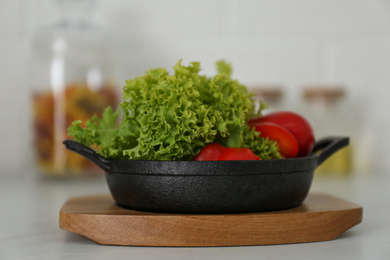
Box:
[1,0,389,177]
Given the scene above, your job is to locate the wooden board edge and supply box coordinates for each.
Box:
[59,205,363,247]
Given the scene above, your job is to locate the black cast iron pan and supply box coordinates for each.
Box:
[63,136,349,214]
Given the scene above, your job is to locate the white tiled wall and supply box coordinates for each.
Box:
[1,0,389,173]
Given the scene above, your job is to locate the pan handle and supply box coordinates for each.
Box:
[312,136,350,166]
[63,140,112,172]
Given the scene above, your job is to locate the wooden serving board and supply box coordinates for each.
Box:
[59,193,362,247]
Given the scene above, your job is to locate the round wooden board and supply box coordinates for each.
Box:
[59,193,362,247]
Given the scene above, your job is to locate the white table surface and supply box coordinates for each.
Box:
[1,169,389,260]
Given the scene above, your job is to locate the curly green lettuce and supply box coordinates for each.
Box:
[68,60,282,160]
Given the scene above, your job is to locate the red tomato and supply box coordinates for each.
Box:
[249,122,299,158]
[193,143,261,161]
[218,148,261,161]
[248,111,315,157]
[192,143,225,161]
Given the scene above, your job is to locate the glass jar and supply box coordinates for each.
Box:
[29,0,118,176]
[249,85,285,113]
[302,86,353,175]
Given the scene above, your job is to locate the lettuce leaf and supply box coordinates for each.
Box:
[67,60,282,160]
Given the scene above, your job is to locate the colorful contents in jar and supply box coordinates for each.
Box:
[32,82,118,175]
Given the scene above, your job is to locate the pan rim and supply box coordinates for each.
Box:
[106,153,318,176]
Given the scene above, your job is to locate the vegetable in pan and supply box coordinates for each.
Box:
[67,60,282,160]
[248,111,315,157]
[193,143,261,161]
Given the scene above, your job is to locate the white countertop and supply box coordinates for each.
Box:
[1,170,389,260]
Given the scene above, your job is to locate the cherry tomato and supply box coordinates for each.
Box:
[218,147,261,161]
[249,122,299,158]
[248,111,315,157]
[193,143,261,161]
[192,143,225,161]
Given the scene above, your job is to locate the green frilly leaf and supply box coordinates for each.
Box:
[67,60,282,160]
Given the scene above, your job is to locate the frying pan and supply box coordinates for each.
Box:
[63,136,349,214]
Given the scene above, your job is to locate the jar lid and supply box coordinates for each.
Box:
[303,86,346,101]
[249,85,284,103]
